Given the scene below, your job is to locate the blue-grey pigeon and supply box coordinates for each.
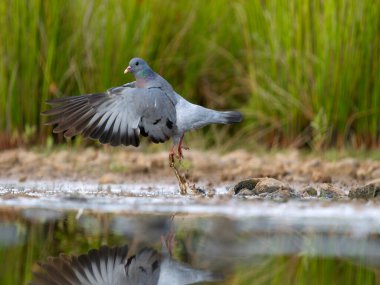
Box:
[42,58,242,162]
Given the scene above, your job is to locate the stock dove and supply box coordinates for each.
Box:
[43,58,242,162]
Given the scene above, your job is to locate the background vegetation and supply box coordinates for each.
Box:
[0,0,379,149]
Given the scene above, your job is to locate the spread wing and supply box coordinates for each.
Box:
[42,86,177,147]
[29,245,129,285]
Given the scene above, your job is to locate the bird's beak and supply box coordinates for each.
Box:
[124,66,132,74]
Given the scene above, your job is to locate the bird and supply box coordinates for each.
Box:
[29,238,222,285]
[42,57,243,163]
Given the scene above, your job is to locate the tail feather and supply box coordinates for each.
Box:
[216,111,243,124]
[194,269,224,283]
[178,104,243,130]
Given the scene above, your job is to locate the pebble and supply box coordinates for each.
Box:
[231,177,293,200]
[349,179,380,200]
[230,178,261,195]
[318,183,345,199]
[254,178,291,194]
[300,186,318,197]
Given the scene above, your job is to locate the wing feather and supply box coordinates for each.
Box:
[30,245,130,285]
[110,113,122,147]
[42,86,177,147]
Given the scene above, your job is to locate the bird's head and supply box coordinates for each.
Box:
[124,58,150,75]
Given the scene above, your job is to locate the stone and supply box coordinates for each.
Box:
[230,178,262,195]
[318,183,345,199]
[254,178,291,194]
[231,177,293,198]
[300,186,318,197]
[349,179,380,200]
[266,189,291,200]
[237,189,256,196]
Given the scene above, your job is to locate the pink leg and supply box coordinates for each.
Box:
[177,134,188,159]
[161,233,176,256]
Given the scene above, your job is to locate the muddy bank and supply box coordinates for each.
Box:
[0,148,380,200]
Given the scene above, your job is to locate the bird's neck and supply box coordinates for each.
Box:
[135,69,156,85]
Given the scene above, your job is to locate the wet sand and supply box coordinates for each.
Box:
[1,148,380,181]
[0,147,379,200]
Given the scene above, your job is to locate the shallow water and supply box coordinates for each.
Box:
[0,180,380,284]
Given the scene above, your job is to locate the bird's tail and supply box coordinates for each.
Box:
[198,270,224,283]
[214,111,243,124]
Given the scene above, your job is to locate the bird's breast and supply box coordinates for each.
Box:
[136,79,146,88]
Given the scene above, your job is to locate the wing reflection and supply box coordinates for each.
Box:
[29,234,222,285]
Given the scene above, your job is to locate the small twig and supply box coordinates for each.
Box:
[170,159,190,195]
[169,157,203,195]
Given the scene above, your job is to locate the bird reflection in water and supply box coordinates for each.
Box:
[29,233,222,285]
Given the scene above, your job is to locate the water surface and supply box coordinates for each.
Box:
[0,180,379,284]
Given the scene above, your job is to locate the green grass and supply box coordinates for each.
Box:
[0,0,379,148]
[228,256,377,285]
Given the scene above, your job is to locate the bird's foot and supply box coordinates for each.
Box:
[168,146,179,167]
[169,147,187,167]
[177,145,189,160]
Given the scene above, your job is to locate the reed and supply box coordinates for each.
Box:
[0,0,379,148]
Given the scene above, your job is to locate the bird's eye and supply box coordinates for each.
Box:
[135,62,139,66]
